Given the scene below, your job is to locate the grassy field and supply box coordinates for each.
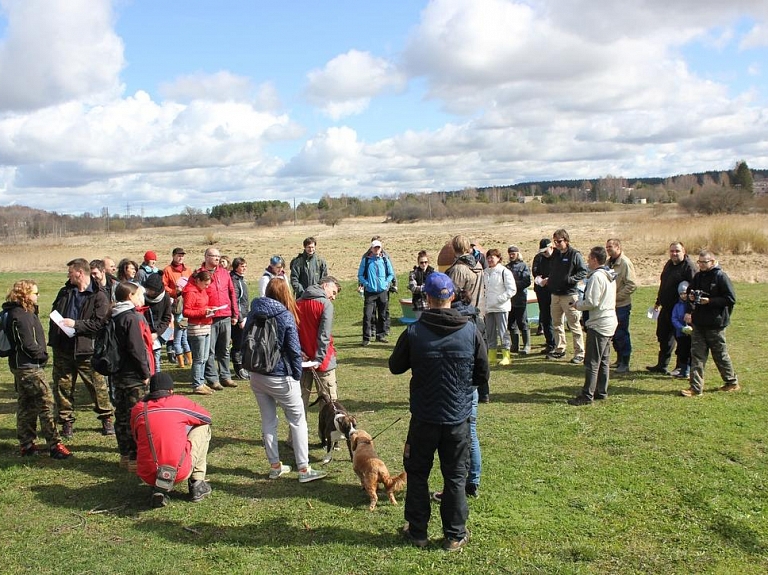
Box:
[0,272,766,574]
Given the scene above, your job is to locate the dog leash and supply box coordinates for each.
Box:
[370,416,403,441]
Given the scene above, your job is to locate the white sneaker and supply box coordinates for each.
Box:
[268,464,291,479]
[298,467,327,483]
[669,368,682,377]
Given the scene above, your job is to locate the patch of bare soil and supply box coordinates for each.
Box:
[1,207,765,284]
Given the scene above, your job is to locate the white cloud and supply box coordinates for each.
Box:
[159,71,282,111]
[740,23,768,49]
[0,0,124,111]
[305,49,407,119]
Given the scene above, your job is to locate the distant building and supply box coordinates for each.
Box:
[754,181,768,197]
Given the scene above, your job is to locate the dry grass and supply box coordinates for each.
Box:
[0,206,766,284]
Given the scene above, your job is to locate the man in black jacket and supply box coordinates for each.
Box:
[647,242,697,374]
[389,272,489,552]
[532,238,555,353]
[49,258,115,437]
[680,251,739,396]
[544,229,588,363]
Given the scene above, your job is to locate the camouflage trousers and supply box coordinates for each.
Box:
[51,350,114,425]
[12,367,60,448]
[112,378,147,458]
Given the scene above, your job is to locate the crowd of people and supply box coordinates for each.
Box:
[2,230,740,550]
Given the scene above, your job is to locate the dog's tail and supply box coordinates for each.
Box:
[308,391,332,408]
[383,471,407,493]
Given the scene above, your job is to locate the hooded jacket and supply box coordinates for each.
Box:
[690,265,735,329]
[505,258,531,307]
[245,296,303,380]
[230,270,249,320]
[656,255,697,312]
[3,302,48,369]
[446,254,486,315]
[575,267,618,336]
[296,284,336,372]
[389,307,489,425]
[48,277,110,356]
[111,301,154,381]
[357,252,395,294]
[289,251,328,298]
[483,264,516,313]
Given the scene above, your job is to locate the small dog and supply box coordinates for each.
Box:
[351,429,407,511]
[315,393,357,464]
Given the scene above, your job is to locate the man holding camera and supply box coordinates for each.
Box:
[680,251,739,397]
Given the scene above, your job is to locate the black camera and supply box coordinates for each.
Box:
[691,289,707,306]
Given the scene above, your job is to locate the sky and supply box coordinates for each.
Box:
[0,0,767,217]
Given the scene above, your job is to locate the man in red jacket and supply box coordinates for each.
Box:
[131,373,212,508]
[296,276,341,408]
[198,248,239,390]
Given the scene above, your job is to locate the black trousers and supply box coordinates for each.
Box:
[655,309,676,368]
[363,291,389,341]
[403,417,470,541]
[534,288,555,348]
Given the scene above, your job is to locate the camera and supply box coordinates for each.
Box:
[691,289,707,306]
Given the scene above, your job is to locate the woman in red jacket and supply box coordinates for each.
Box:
[182,270,215,395]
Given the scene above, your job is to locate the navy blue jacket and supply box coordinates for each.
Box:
[690,266,736,329]
[389,308,489,425]
[547,245,588,296]
[245,297,303,380]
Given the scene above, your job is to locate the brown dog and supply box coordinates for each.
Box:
[351,429,406,511]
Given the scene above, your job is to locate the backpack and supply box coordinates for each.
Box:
[92,319,122,375]
[0,309,11,358]
[241,314,282,374]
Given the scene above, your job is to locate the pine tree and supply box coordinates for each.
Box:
[733,161,754,193]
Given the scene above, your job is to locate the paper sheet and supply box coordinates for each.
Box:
[50,310,76,338]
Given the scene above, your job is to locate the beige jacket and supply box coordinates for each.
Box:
[609,253,637,308]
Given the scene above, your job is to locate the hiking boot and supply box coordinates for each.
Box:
[61,421,74,439]
[680,388,702,397]
[20,443,39,457]
[646,364,669,374]
[465,483,479,498]
[49,443,73,460]
[268,463,291,479]
[298,467,327,483]
[478,394,490,404]
[719,383,741,392]
[546,350,566,360]
[567,395,593,406]
[615,363,630,374]
[151,490,169,508]
[101,417,115,436]
[193,384,215,395]
[443,533,470,552]
[361,340,370,347]
[401,524,429,549]
[209,381,225,391]
[220,379,238,388]
[189,479,212,502]
[570,356,584,365]
[237,368,249,380]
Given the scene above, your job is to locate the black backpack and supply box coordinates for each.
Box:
[92,319,122,375]
[0,309,11,358]
[242,314,282,375]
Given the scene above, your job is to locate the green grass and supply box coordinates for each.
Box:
[1,274,766,574]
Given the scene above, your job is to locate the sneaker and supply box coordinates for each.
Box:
[361,340,370,347]
[669,368,682,377]
[431,491,443,502]
[610,360,620,368]
[570,356,584,365]
[567,395,593,406]
[189,479,212,502]
[61,421,74,439]
[401,524,429,549]
[615,364,630,374]
[719,383,741,392]
[101,417,115,436]
[49,443,73,460]
[20,443,39,457]
[209,381,225,391]
[237,368,249,380]
[674,371,690,379]
[221,379,238,388]
[478,395,490,404]
[376,336,389,343]
[546,350,566,360]
[646,365,669,374]
[298,467,327,483]
[193,384,215,395]
[680,388,702,397]
[465,483,479,498]
[442,533,470,552]
[540,346,555,355]
[268,464,291,479]
[151,490,169,508]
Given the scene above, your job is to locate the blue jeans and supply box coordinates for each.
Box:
[188,333,210,388]
[612,304,632,358]
[468,388,481,487]
[173,327,190,355]
[205,318,232,382]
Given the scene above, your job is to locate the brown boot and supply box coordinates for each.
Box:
[184,351,193,365]
[177,355,185,368]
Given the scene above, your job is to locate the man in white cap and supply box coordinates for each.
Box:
[357,239,395,346]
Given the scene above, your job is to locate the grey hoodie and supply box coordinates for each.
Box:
[576,267,618,336]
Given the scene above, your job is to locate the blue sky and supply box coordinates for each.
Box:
[0,0,766,216]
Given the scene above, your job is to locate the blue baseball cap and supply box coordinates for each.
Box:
[424,272,455,300]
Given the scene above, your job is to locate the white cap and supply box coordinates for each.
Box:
[370,240,382,248]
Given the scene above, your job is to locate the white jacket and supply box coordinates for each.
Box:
[483,264,517,313]
[576,267,618,336]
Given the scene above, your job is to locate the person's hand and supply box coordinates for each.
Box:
[61,318,76,327]
[699,297,710,305]
[231,317,238,325]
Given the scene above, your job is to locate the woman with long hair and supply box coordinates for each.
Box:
[182,270,216,395]
[3,280,72,459]
[245,277,325,483]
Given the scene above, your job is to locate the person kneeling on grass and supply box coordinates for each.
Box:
[131,373,213,508]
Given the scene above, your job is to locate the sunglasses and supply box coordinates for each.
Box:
[419,260,429,264]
